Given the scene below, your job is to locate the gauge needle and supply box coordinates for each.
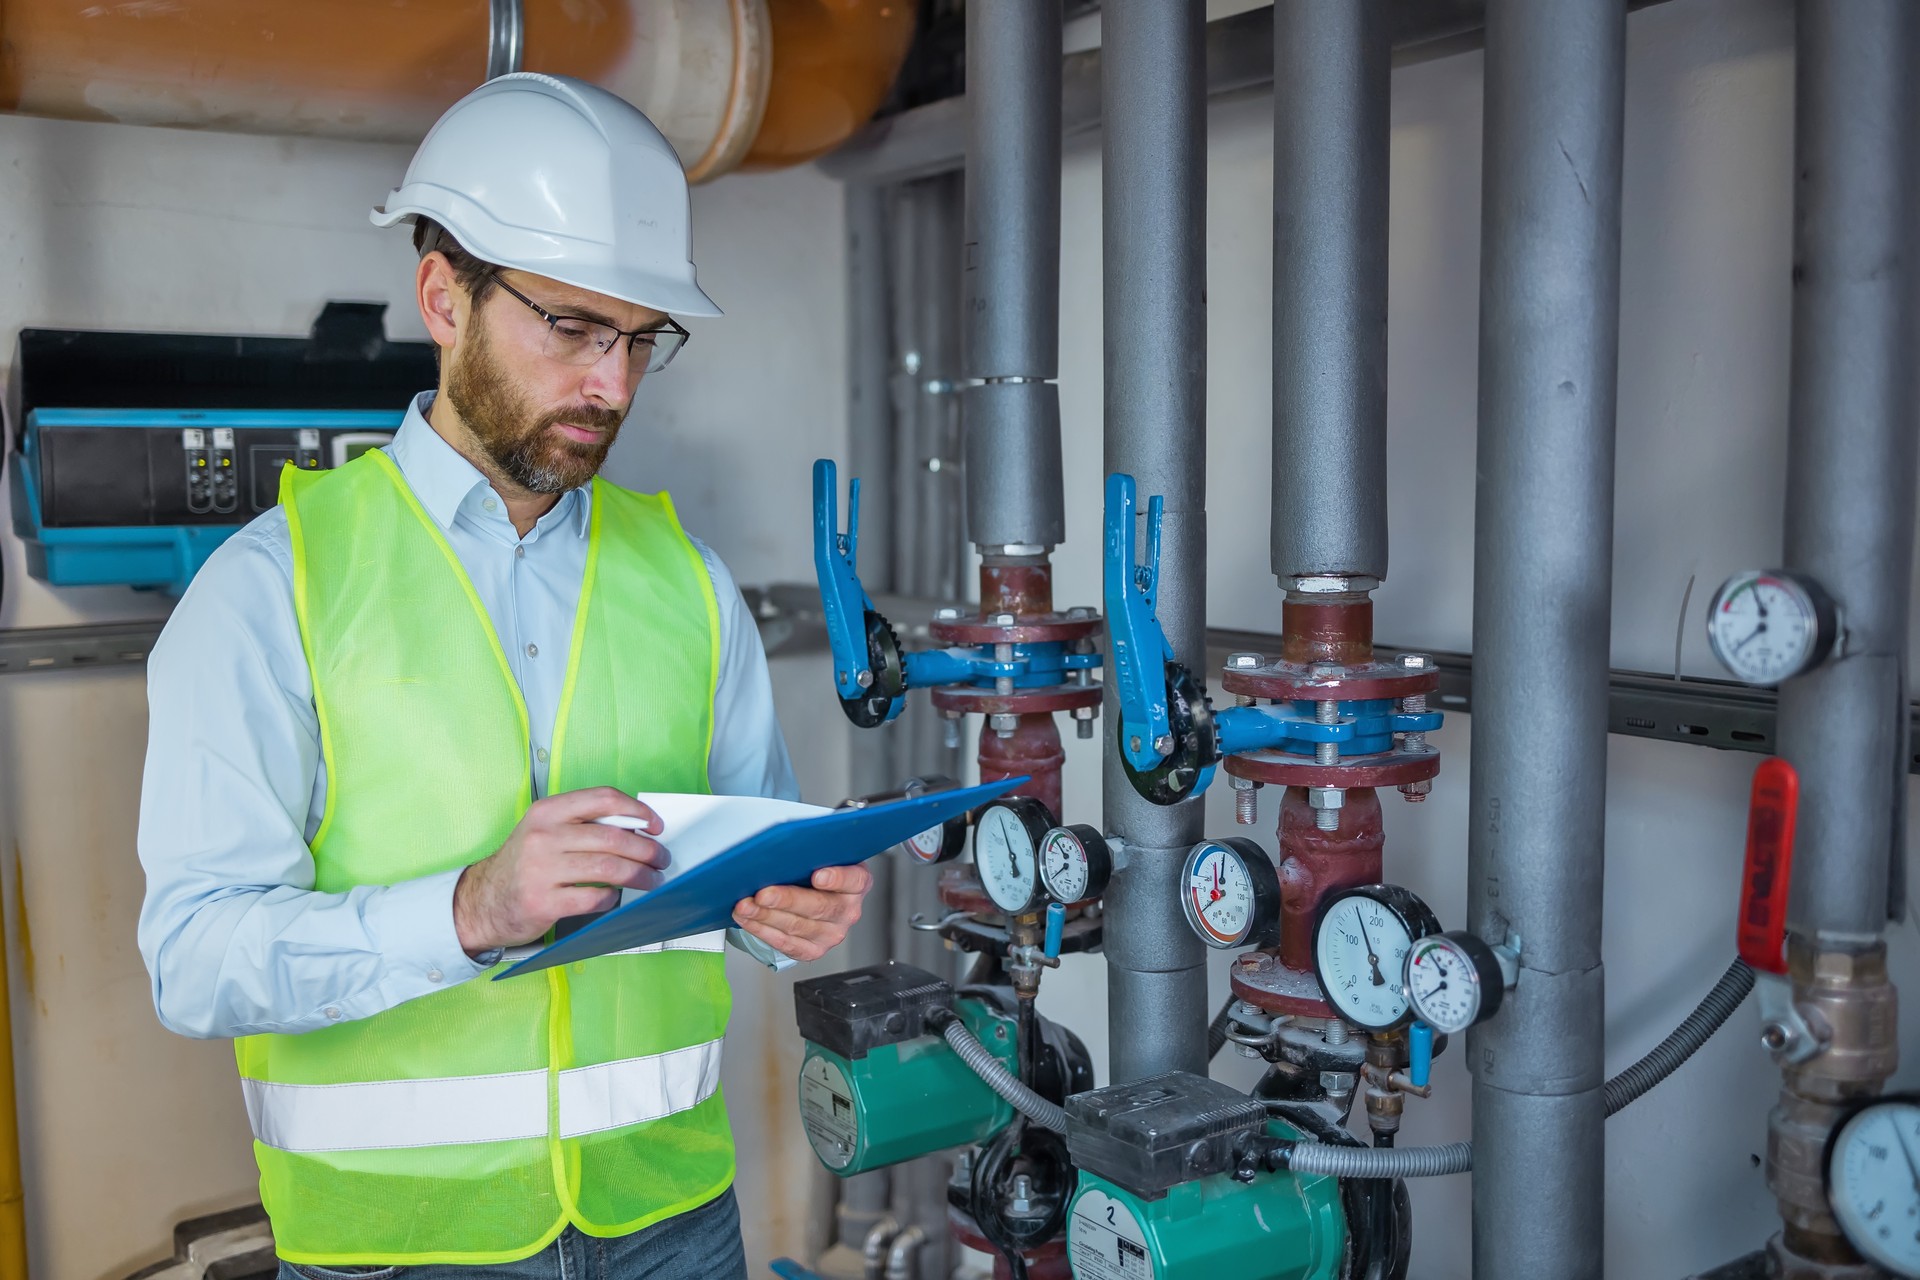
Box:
[1211,862,1222,902]
[1732,621,1768,653]
[1356,913,1385,986]
[1894,1121,1920,1194]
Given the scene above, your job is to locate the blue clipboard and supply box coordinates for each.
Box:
[497,776,1026,978]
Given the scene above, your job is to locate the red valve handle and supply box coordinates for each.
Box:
[1737,756,1799,976]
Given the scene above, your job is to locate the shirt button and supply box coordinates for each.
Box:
[526,643,539,658]
[483,498,498,513]
[515,545,525,559]
[536,747,550,764]
[324,1006,342,1021]
[427,968,444,984]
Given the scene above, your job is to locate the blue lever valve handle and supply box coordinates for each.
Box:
[1409,1021,1434,1089]
[1043,902,1066,959]
[1102,473,1175,772]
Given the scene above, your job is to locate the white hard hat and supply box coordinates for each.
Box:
[372,72,722,318]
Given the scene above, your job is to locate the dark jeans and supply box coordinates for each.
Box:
[276,1187,749,1280]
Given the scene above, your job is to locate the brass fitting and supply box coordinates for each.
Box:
[1765,938,1899,1270]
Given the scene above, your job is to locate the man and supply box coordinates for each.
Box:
[136,73,870,1278]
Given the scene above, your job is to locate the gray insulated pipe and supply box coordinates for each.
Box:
[961,0,1064,550]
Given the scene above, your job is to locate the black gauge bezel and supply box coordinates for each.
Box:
[1704,569,1841,686]
[1402,929,1506,1035]
[900,774,968,864]
[1820,1091,1920,1277]
[1180,837,1282,950]
[974,795,1057,915]
[1312,884,1442,1031]
[1038,824,1113,903]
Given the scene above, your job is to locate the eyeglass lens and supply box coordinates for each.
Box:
[542,317,687,375]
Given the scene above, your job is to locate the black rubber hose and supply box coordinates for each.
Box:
[1282,956,1757,1178]
[1603,957,1755,1117]
[1207,995,1235,1061]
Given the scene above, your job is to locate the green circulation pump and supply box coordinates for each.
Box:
[1065,1073,1346,1280]
[793,962,1019,1176]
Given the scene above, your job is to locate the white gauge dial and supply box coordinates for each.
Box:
[1314,887,1436,1031]
[1039,825,1113,904]
[1706,570,1835,686]
[975,799,1048,914]
[1040,829,1090,901]
[1181,839,1280,950]
[1404,932,1503,1036]
[1827,1097,1920,1277]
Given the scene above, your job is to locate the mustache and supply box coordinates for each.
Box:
[535,405,626,437]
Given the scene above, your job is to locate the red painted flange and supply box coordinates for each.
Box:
[1229,950,1337,1019]
[929,683,1104,716]
[929,613,1103,647]
[1220,660,1438,704]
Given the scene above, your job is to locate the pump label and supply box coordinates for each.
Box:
[798,1056,859,1170]
[1069,1188,1156,1279]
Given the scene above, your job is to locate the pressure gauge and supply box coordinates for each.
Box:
[1403,931,1506,1036]
[1312,885,1440,1032]
[973,796,1055,915]
[899,775,968,865]
[1180,838,1282,950]
[1038,824,1113,903]
[1706,570,1839,686]
[1825,1094,1920,1277]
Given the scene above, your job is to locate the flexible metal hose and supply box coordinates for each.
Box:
[1207,995,1235,1061]
[1283,956,1756,1178]
[1602,957,1754,1117]
[1286,1139,1475,1179]
[937,1016,1069,1134]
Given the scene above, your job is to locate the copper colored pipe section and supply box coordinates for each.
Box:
[979,560,1054,618]
[1279,598,1373,666]
[741,0,916,171]
[1276,785,1384,972]
[975,559,1063,817]
[978,715,1064,821]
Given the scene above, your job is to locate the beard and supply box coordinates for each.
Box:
[444,313,627,494]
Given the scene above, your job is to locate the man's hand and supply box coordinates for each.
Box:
[732,865,873,963]
[454,788,668,955]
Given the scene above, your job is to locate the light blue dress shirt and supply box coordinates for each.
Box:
[137,393,800,1040]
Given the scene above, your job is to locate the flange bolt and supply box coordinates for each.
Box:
[1230,774,1258,825]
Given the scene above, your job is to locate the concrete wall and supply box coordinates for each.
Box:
[0,113,849,1278]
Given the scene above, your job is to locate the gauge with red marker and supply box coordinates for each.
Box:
[1180,837,1281,950]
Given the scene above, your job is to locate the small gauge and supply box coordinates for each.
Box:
[1825,1094,1920,1278]
[1706,570,1839,686]
[1313,885,1440,1032]
[974,796,1056,915]
[1038,825,1113,903]
[1181,838,1282,950]
[900,775,968,864]
[1403,931,1506,1035]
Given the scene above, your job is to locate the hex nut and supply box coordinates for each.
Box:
[1228,652,1260,669]
[989,714,1018,734]
[1308,786,1345,811]
[1072,705,1097,720]
[1397,652,1433,671]
[989,612,1017,626]
[1320,1071,1358,1095]
[1399,779,1432,803]
[934,606,962,621]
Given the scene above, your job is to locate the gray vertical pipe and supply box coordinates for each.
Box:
[1777,0,1918,944]
[1466,2,1625,1278]
[832,181,898,1244]
[1270,0,1391,585]
[1101,0,1209,1085]
[962,0,1064,551]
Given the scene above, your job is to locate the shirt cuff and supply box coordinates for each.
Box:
[728,927,798,972]
[364,867,496,999]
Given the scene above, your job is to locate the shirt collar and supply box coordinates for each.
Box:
[388,391,592,540]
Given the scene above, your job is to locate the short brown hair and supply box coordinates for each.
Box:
[413,219,499,307]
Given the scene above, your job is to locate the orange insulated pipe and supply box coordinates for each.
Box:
[742,0,916,171]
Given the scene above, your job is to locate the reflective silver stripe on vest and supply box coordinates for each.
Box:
[608,929,727,957]
[242,1037,725,1152]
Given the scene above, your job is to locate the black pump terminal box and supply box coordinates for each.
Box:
[793,961,953,1061]
[1065,1070,1271,1199]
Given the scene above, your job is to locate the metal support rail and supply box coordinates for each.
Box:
[17,608,1919,775]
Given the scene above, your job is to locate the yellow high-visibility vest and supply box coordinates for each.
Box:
[236,451,730,1265]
